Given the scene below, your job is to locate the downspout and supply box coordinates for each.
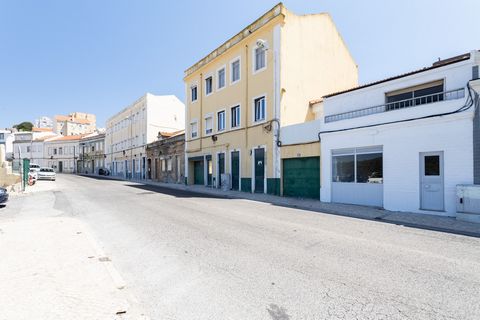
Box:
[245,44,249,151]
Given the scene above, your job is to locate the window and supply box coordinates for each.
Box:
[190,121,198,138]
[205,116,213,134]
[161,159,166,171]
[54,148,57,155]
[217,110,226,131]
[231,105,240,128]
[26,146,31,153]
[167,158,172,171]
[205,76,213,95]
[425,156,440,176]
[0,133,4,140]
[231,59,240,83]
[254,96,266,122]
[191,85,198,102]
[332,147,383,184]
[386,80,444,111]
[217,68,225,89]
[254,46,266,71]
[332,155,355,182]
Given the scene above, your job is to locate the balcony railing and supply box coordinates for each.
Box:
[324,88,465,123]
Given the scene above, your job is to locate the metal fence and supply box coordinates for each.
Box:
[325,88,465,123]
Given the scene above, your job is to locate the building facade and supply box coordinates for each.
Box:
[146,131,185,184]
[44,135,84,173]
[54,112,96,136]
[78,132,106,174]
[0,129,14,162]
[184,3,358,194]
[34,116,53,129]
[106,93,185,180]
[281,50,480,218]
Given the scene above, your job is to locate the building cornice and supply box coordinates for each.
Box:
[184,3,285,78]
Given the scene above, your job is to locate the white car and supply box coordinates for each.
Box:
[37,168,56,181]
[29,163,41,172]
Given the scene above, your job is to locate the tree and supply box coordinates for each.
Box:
[13,121,34,132]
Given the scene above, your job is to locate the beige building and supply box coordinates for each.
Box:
[184,3,358,194]
[106,93,185,180]
[54,112,96,136]
[79,131,106,174]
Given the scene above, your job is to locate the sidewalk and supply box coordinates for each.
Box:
[86,174,480,238]
[0,216,147,320]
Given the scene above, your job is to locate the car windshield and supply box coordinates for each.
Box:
[30,165,40,168]
[40,168,54,172]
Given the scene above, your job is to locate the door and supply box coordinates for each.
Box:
[254,148,265,193]
[147,158,152,179]
[91,160,94,173]
[283,157,320,199]
[231,151,240,190]
[58,161,63,173]
[206,157,213,186]
[420,152,444,211]
[218,153,225,187]
[194,161,204,185]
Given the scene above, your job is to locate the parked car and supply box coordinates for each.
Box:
[29,163,41,172]
[37,167,56,181]
[98,168,110,176]
[0,187,8,205]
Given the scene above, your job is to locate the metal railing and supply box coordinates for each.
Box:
[324,88,465,123]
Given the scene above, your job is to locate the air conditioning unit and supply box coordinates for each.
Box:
[456,185,480,223]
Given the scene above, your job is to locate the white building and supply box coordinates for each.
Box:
[282,50,480,219]
[0,129,14,162]
[106,93,185,180]
[44,135,84,173]
[34,116,53,129]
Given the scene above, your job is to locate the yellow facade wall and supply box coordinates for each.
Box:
[280,142,320,159]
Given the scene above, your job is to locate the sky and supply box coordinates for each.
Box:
[0,0,478,129]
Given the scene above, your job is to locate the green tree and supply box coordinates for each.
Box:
[13,121,34,132]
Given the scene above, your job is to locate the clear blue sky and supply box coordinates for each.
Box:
[0,0,478,129]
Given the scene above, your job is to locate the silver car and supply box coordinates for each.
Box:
[37,168,56,181]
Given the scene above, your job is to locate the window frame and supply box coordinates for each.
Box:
[190,120,198,139]
[191,85,198,103]
[253,45,267,74]
[216,65,226,91]
[217,109,226,132]
[230,104,241,129]
[253,95,267,123]
[205,75,213,96]
[204,114,213,135]
[331,147,383,184]
[230,57,241,85]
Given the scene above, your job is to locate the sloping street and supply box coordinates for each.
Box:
[1,174,479,319]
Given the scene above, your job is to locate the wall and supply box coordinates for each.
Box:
[146,135,185,184]
[280,11,358,126]
[320,113,474,216]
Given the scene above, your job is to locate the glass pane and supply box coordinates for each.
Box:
[356,153,383,183]
[332,155,354,182]
[424,156,440,176]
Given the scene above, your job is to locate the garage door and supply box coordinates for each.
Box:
[282,157,320,199]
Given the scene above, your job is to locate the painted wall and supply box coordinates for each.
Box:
[320,114,474,216]
[280,11,358,127]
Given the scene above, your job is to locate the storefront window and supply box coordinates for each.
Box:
[332,155,354,182]
[332,147,383,184]
[356,153,383,183]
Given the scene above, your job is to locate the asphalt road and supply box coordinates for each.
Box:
[3,174,480,320]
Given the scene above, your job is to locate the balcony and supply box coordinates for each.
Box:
[324,88,465,123]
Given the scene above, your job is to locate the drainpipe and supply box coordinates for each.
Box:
[245,44,249,152]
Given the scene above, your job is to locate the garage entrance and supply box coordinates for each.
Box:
[282,157,320,199]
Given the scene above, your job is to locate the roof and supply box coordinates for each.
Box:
[81,132,106,141]
[32,127,53,132]
[48,134,88,142]
[184,3,285,77]
[158,130,184,138]
[33,135,57,142]
[322,52,473,99]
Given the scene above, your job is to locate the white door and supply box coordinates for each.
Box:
[420,152,444,211]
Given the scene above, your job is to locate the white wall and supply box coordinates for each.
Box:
[320,113,474,216]
[146,94,185,143]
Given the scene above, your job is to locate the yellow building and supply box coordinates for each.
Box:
[184,3,358,195]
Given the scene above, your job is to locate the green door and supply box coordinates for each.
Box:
[218,153,225,187]
[193,161,204,185]
[282,157,320,199]
[254,148,265,193]
[231,151,240,190]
